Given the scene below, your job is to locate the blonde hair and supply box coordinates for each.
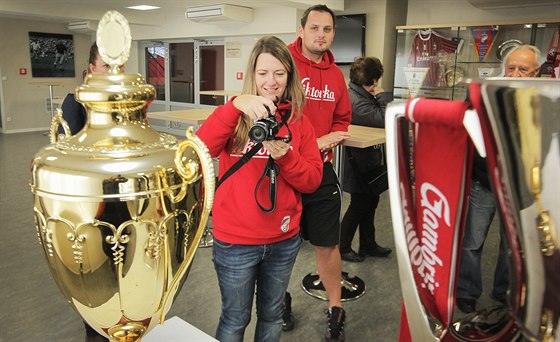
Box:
[230,36,305,152]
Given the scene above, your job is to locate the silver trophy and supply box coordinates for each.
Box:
[385,78,559,341]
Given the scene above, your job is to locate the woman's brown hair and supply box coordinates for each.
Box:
[230,36,305,152]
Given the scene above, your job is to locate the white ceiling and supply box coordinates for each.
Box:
[0,0,345,25]
[466,0,559,9]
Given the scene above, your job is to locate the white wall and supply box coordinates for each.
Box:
[406,0,559,25]
[0,19,91,133]
[0,8,300,133]
[319,0,408,91]
[224,34,298,92]
[131,7,300,41]
[1,0,557,132]
[0,18,140,133]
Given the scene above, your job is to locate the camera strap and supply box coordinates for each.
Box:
[215,142,263,189]
[255,156,279,213]
[252,112,290,213]
[216,102,291,212]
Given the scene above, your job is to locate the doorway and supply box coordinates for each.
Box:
[198,40,225,106]
[141,39,224,111]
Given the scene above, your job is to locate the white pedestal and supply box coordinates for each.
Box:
[143,316,217,341]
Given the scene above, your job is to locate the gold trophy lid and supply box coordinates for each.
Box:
[97,10,131,72]
[75,10,155,108]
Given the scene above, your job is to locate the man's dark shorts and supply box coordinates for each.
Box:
[300,162,341,247]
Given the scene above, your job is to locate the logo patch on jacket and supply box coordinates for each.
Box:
[281,216,290,232]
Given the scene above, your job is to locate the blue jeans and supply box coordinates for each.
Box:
[457,180,509,300]
[213,234,301,342]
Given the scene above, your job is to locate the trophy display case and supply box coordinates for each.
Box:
[393,19,560,101]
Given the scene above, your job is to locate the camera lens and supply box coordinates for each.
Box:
[248,124,267,143]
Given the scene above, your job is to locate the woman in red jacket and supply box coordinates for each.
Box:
[196,36,323,342]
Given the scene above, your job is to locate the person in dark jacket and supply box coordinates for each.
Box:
[339,57,393,262]
[59,42,118,136]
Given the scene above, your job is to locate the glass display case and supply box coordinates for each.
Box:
[393,19,559,101]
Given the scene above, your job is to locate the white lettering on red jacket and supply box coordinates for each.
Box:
[301,77,335,102]
[231,140,293,158]
[401,182,450,294]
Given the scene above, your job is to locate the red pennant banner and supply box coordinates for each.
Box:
[472,26,498,62]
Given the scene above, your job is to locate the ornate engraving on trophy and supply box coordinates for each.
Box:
[30,10,214,341]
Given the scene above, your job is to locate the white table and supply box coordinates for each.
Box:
[199,90,241,103]
[149,108,214,127]
[143,316,218,342]
[30,81,67,119]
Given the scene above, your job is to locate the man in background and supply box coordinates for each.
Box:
[456,44,541,314]
[287,4,352,341]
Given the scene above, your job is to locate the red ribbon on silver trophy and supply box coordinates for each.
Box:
[472,26,498,62]
[399,98,473,339]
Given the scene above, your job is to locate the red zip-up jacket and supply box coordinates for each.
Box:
[196,99,323,244]
[288,37,352,161]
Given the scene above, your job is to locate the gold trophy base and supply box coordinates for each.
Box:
[108,323,147,341]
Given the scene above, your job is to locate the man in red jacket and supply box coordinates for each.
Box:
[286,4,352,341]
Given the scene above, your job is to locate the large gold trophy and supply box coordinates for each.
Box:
[30,11,214,341]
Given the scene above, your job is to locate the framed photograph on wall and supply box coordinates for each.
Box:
[29,32,75,77]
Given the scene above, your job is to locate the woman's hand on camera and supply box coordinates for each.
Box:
[233,95,277,120]
[263,140,290,160]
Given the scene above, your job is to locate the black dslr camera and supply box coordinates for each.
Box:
[248,105,280,143]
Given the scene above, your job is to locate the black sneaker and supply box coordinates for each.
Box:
[282,292,294,331]
[325,306,345,341]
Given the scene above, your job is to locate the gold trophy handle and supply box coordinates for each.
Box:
[49,108,71,143]
[174,128,205,184]
[159,127,215,323]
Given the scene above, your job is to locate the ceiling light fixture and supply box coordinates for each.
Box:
[126,5,160,11]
